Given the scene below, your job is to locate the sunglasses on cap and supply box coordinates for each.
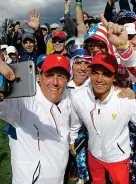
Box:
[52,37,66,43]
[51,28,58,31]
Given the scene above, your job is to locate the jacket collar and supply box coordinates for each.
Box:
[87,82,114,104]
[67,78,90,88]
[36,83,68,109]
[36,83,53,108]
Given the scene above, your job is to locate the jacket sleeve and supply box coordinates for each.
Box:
[12,32,23,52]
[0,98,22,127]
[130,99,136,125]
[5,33,13,45]
[104,2,113,22]
[46,38,55,55]
[64,14,76,39]
[69,98,82,144]
[34,29,46,56]
[117,44,136,67]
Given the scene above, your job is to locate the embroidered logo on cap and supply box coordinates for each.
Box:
[101,53,107,61]
[57,56,62,61]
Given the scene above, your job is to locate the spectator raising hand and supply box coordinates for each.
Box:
[24,9,40,31]
[100,14,128,48]
[64,0,71,13]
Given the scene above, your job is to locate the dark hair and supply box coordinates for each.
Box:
[83,12,90,18]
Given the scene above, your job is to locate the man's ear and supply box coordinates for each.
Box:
[114,73,118,82]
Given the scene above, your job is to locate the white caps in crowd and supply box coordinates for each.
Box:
[40,25,48,31]
[1,44,8,50]
[50,23,60,29]
[6,46,17,55]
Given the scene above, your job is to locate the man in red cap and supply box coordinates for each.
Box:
[0,54,71,184]
[52,32,68,56]
[69,53,136,184]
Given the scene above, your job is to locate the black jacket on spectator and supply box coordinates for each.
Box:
[6,29,46,63]
[64,14,76,39]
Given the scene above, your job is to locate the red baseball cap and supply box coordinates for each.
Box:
[91,53,118,73]
[52,31,67,40]
[41,54,70,75]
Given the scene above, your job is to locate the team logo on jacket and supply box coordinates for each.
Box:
[112,114,117,119]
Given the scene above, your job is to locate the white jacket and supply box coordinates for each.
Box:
[0,84,71,184]
[70,83,136,163]
[67,78,90,97]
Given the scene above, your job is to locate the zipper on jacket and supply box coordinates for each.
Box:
[98,109,100,114]
[117,143,125,154]
[56,105,61,113]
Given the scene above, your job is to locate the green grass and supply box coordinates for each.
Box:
[0,120,77,184]
[0,120,12,184]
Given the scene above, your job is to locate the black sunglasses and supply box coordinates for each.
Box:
[51,28,57,31]
[85,41,107,50]
[41,28,47,31]
[1,48,6,51]
[52,38,65,43]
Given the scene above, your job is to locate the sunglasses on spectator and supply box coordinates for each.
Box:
[52,38,65,43]
[1,48,6,51]
[86,41,107,50]
[51,28,58,31]
[41,28,47,31]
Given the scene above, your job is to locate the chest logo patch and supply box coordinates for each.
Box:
[112,114,117,120]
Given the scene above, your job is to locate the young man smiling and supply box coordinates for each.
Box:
[70,53,136,184]
[52,32,67,56]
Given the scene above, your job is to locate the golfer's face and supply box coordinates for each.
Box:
[40,67,68,103]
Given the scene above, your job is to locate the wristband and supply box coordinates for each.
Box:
[76,2,82,6]
[117,40,130,50]
[76,0,82,2]
[65,11,70,15]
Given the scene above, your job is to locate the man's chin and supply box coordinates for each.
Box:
[26,49,33,53]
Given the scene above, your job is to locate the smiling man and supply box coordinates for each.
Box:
[70,53,136,184]
[52,31,67,56]
[0,54,71,184]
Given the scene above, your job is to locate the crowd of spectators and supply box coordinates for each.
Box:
[0,0,136,184]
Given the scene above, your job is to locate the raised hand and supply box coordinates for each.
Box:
[24,9,40,31]
[65,0,71,12]
[100,14,128,48]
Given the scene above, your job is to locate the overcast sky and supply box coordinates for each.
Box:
[0,0,130,29]
[0,0,107,26]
